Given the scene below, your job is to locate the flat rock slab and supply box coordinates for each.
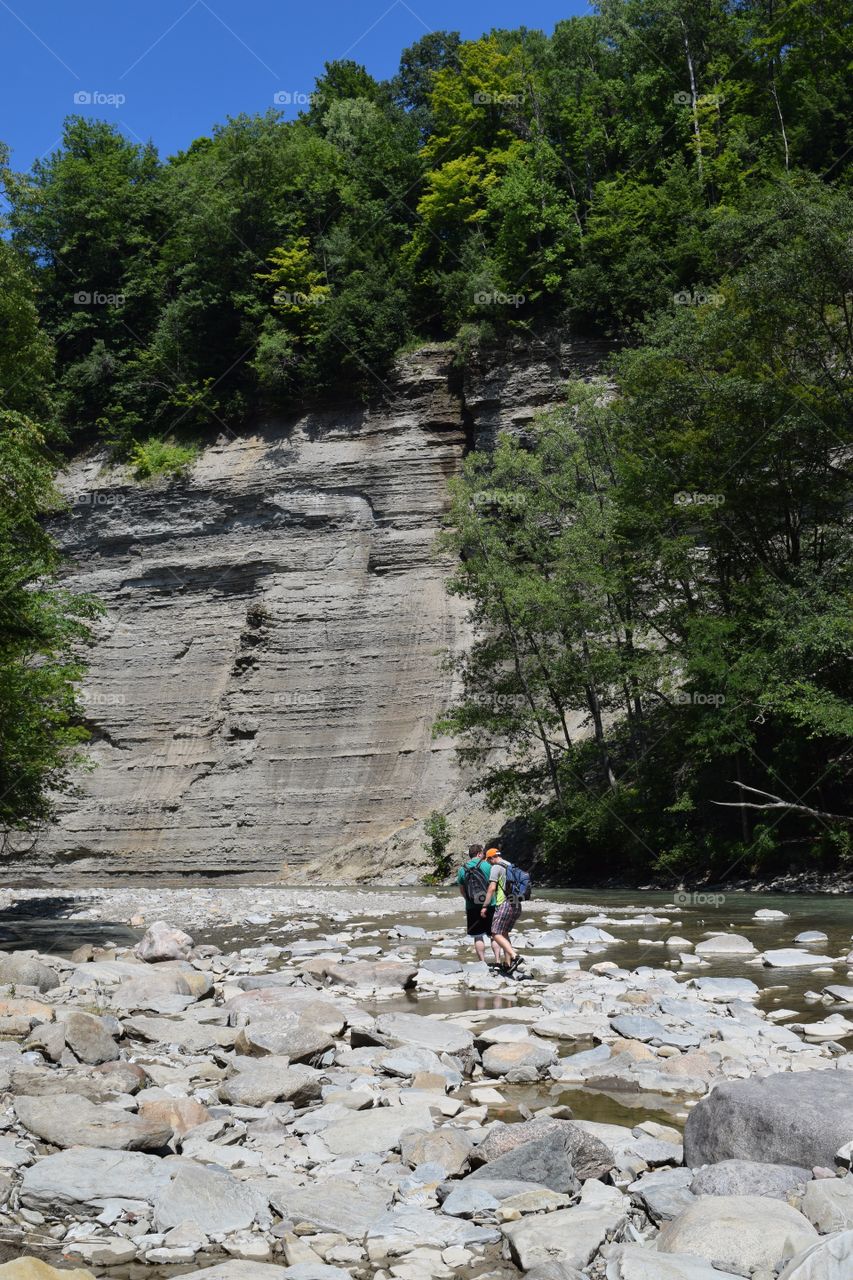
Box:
[778,1229,853,1279]
[694,935,755,956]
[365,1205,498,1251]
[268,1176,391,1238]
[504,1193,627,1270]
[684,1069,853,1168]
[401,1127,473,1176]
[0,1261,98,1280]
[606,1244,744,1279]
[481,1039,557,1080]
[689,1159,810,1200]
[15,1094,172,1151]
[657,1194,817,1275]
[183,1267,290,1280]
[761,949,837,967]
[154,1159,266,1234]
[374,1013,473,1057]
[322,1104,434,1156]
[316,961,417,990]
[609,1015,700,1049]
[20,1147,171,1212]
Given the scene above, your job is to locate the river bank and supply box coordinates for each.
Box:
[0,885,851,1278]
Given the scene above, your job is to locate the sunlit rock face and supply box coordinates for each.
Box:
[24,340,608,883]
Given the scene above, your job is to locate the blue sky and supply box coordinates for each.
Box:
[0,0,589,172]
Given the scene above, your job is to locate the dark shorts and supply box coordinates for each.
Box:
[466,902,494,936]
[492,900,521,936]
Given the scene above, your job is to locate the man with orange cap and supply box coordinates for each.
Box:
[481,847,523,974]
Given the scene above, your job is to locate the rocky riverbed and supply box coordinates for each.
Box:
[0,886,852,1279]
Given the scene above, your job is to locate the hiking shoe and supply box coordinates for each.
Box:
[507,955,524,974]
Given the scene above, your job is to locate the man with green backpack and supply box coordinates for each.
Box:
[456,844,502,965]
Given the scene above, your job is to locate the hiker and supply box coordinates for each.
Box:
[481,846,524,974]
[457,843,502,965]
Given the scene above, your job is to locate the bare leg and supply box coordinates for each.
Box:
[491,938,502,964]
[473,935,486,962]
[491,932,516,965]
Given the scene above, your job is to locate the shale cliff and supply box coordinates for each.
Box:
[22,342,607,883]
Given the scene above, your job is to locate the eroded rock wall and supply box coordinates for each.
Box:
[22,341,608,882]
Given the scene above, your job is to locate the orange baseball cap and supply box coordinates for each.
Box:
[484,847,500,859]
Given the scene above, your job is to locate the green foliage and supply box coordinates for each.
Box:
[422,810,452,880]
[438,185,852,881]
[0,240,99,840]
[129,437,199,480]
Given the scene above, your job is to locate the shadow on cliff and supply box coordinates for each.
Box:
[0,893,138,957]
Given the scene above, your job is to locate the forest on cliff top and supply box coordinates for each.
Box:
[1,0,851,879]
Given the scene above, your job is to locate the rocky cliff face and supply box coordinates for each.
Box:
[21,341,608,883]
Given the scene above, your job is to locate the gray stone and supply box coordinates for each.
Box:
[60,1011,120,1065]
[689,1159,811,1200]
[220,1061,323,1108]
[283,1268,352,1280]
[467,1131,580,1195]
[762,948,837,967]
[184,1267,290,1280]
[690,977,759,1002]
[237,1020,334,1063]
[609,1014,700,1048]
[605,1244,744,1279]
[15,1093,172,1150]
[316,961,417,990]
[801,1178,853,1233]
[136,921,194,962]
[474,1117,614,1181]
[374,1013,474,1057]
[154,1159,266,1234]
[11,1060,147,1100]
[0,952,59,993]
[267,1177,390,1237]
[694,934,755,956]
[684,1070,853,1168]
[419,960,462,975]
[630,1169,695,1222]
[778,1230,853,1279]
[504,1186,627,1270]
[481,1039,558,1081]
[365,1205,498,1251]
[400,1128,473,1176]
[20,1147,171,1212]
[322,1104,434,1156]
[656,1195,818,1275]
[796,931,829,944]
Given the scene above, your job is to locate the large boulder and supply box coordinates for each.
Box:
[0,952,59,993]
[656,1195,818,1275]
[20,1147,171,1212]
[400,1127,473,1176]
[605,1245,744,1279]
[15,1093,172,1151]
[684,1071,853,1168]
[689,1159,811,1200]
[10,1060,147,1100]
[473,1117,614,1182]
[135,921,194,962]
[467,1131,579,1195]
[228,989,345,1063]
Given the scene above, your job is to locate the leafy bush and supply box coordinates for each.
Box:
[130,438,198,481]
[422,810,452,880]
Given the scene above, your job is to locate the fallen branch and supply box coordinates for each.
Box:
[711,780,852,825]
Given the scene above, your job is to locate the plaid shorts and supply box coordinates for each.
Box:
[491,899,521,936]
